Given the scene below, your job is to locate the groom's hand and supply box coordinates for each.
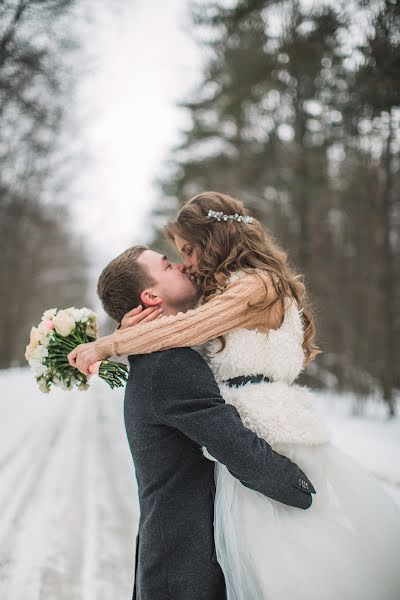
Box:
[67,341,98,375]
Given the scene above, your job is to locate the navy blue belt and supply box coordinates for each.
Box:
[223,374,272,388]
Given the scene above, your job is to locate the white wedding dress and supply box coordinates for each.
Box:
[201,271,400,600]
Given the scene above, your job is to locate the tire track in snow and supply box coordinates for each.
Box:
[90,389,139,600]
[0,402,71,595]
[0,378,139,600]
[0,405,67,545]
[35,398,95,600]
[0,397,91,599]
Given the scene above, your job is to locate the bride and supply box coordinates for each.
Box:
[70,191,400,599]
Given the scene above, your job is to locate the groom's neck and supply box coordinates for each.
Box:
[161,299,199,317]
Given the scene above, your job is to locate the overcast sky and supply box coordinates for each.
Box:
[72,0,202,276]
[69,0,372,301]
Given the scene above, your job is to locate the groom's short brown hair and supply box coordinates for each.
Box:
[97,245,155,324]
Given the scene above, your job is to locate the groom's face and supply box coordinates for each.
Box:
[138,250,201,311]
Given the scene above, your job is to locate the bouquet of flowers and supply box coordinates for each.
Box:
[25,307,128,393]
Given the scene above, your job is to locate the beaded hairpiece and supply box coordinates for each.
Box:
[206,209,254,224]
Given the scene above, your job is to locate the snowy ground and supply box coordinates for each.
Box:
[0,368,138,600]
[0,368,399,600]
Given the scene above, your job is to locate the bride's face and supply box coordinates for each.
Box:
[174,234,200,275]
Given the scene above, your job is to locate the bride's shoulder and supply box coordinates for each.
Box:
[225,269,288,328]
[226,268,277,295]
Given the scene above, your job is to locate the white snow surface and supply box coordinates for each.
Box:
[0,368,399,599]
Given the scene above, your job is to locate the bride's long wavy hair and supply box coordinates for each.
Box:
[164,191,321,366]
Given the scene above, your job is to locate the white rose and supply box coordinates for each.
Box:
[38,333,50,347]
[75,309,86,322]
[25,327,41,360]
[74,307,95,323]
[32,344,47,359]
[30,359,47,377]
[86,321,98,338]
[64,307,80,320]
[43,308,57,320]
[30,345,41,360]
[37,321,53,343]
[38,321,48,334]
[53,310,76,337]
[30,326,40,345]
[37,378,50,393]
[81,307,97,321]
[88,313,97,325]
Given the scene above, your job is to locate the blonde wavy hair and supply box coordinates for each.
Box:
[164,191,321,366]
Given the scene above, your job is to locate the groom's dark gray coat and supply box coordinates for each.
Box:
[124,347,314,600]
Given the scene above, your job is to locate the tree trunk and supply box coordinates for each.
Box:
[381,109,396,417]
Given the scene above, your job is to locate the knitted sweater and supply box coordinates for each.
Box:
[94,271,284,361]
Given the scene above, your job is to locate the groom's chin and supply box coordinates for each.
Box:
[184,287,202,308]
[192,288,203,305]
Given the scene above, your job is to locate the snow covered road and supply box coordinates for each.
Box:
[0,368,399,599]
[0,368,138,600]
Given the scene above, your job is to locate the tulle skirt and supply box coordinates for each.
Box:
[214,442,400,600]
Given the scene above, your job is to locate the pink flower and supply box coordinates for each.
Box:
[42,319,55,330]
[89,361,101,375]
[25,327,40,360]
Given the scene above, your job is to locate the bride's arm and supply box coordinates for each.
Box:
[94,271,280,360]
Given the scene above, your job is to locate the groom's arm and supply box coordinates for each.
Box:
[151,348,315,510]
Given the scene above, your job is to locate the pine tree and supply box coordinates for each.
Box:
[349,0,400,415]
[151,0,399,412]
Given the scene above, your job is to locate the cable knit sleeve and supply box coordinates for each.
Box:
[94,271,278,360]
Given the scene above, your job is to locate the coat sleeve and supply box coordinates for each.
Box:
[151,349,315,510]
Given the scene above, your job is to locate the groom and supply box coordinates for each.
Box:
[96,246,316,600]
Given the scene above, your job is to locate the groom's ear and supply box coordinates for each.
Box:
[140,288,163,308]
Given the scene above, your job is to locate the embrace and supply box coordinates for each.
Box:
[68,192,400,600]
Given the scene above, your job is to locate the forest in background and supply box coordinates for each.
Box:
[1,0,398,417]
[0,0,91,369]
[151,0,400,415]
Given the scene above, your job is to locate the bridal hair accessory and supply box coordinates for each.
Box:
[207,209,254,224]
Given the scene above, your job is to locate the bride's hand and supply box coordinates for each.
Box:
[66,307,162,375]
[119,305,162,330]
[67,341,99,375]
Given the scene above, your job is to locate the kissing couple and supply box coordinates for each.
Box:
[69,192,400,600]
